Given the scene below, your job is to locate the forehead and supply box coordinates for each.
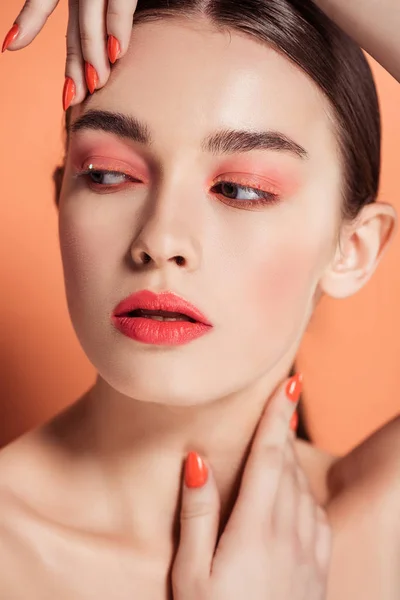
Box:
[74,18,339,167]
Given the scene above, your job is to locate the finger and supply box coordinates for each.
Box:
[106,0,138,63]
[290,440,332,600]
[314,506,332,574]
[289,408,298,439]
[309,508,332,600]
[63,0,86,109]
[172,451,220,587]
[273,440,315,598]
[272,437,298,538]
[226,373,303,535]
[79,0,111,92]
[287,438,317,553]
[2,0,59,52]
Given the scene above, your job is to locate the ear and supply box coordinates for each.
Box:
[319,202,397,299]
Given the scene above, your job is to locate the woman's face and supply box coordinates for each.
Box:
[59,18,342,405]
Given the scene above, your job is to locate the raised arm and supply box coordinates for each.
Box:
[313,0,400,82]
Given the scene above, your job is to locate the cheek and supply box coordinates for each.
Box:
[59,218,91,289]
[58,208,110,312]
[255,249,315,307]
[245,239,323,340]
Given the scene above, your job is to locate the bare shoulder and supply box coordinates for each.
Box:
[0,430,56,594]
[295,414,400,516]
[0,395,95,520]
[0,405,101,595]
[0,422,73,512]
[0,423,66,528]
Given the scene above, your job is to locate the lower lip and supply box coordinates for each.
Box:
[111,316,212,345]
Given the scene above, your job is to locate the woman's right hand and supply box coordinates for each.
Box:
[172,375,332,600]
[2,0,137,109]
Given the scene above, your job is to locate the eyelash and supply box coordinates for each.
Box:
[73,168,281,208]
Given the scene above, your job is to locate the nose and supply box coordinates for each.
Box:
[130,190,202,272]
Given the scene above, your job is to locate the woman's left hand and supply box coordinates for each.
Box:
[2,0,137,109]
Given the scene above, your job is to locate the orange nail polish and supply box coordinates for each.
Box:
[107,35,121,64]
[62,77,76,111]
[85,62,98,94]
[285,373,303,403]
[184,451,208,488]
[2,23,19,53]
[290,410,298,431]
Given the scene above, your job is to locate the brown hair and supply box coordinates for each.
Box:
[53,0,382,440]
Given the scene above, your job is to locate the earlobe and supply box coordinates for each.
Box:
[319,202,397,299]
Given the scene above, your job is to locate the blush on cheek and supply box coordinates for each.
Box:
[251,245,319,339]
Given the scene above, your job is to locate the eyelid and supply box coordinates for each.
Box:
[80,157,143,179]
[212,172,281,194]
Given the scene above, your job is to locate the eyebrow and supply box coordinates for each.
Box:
[69,109,309,160]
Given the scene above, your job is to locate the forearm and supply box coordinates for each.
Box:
[313,0,400,82]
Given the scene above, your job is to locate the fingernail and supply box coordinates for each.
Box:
[2,23,19,53]
[62,76,76,111]
[107,35,121,64]
[286,373,303,403]
[85,62,98,94]
[290,410,298,431]
[184,451,208,488]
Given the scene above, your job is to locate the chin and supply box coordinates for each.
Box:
[102,369,220,407]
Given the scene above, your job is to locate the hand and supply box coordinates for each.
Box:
[171,375,332,600]
[1,0,137,109]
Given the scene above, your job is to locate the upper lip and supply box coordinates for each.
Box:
[112,289,213,326]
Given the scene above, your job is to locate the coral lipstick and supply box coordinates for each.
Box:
[111,290,213,346]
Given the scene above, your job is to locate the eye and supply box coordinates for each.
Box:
[210,179,280,207]
[86,169,131,186]
[72,163,141,190]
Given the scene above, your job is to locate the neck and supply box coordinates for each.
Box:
[54,356,294,570]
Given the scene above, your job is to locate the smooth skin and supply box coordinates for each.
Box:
[172,377,330,600]
[1,2,400,600]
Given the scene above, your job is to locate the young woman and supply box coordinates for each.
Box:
[1,0,399,598]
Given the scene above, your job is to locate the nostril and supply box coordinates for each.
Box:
[175,256,185,266]
[141,252,151,264]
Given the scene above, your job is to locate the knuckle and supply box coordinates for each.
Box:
[66,45,82,63]
[258,445,283,470]
[107,7,125,19]
[180,501,212,521]
[79,29,98,47]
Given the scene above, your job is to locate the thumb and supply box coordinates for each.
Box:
[172,452,220,584]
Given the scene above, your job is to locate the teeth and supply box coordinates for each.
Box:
[148,316,189,322]
[125,310,194,322]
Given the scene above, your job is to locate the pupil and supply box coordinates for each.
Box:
[91,171,102,183]
[222,182,237,199]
